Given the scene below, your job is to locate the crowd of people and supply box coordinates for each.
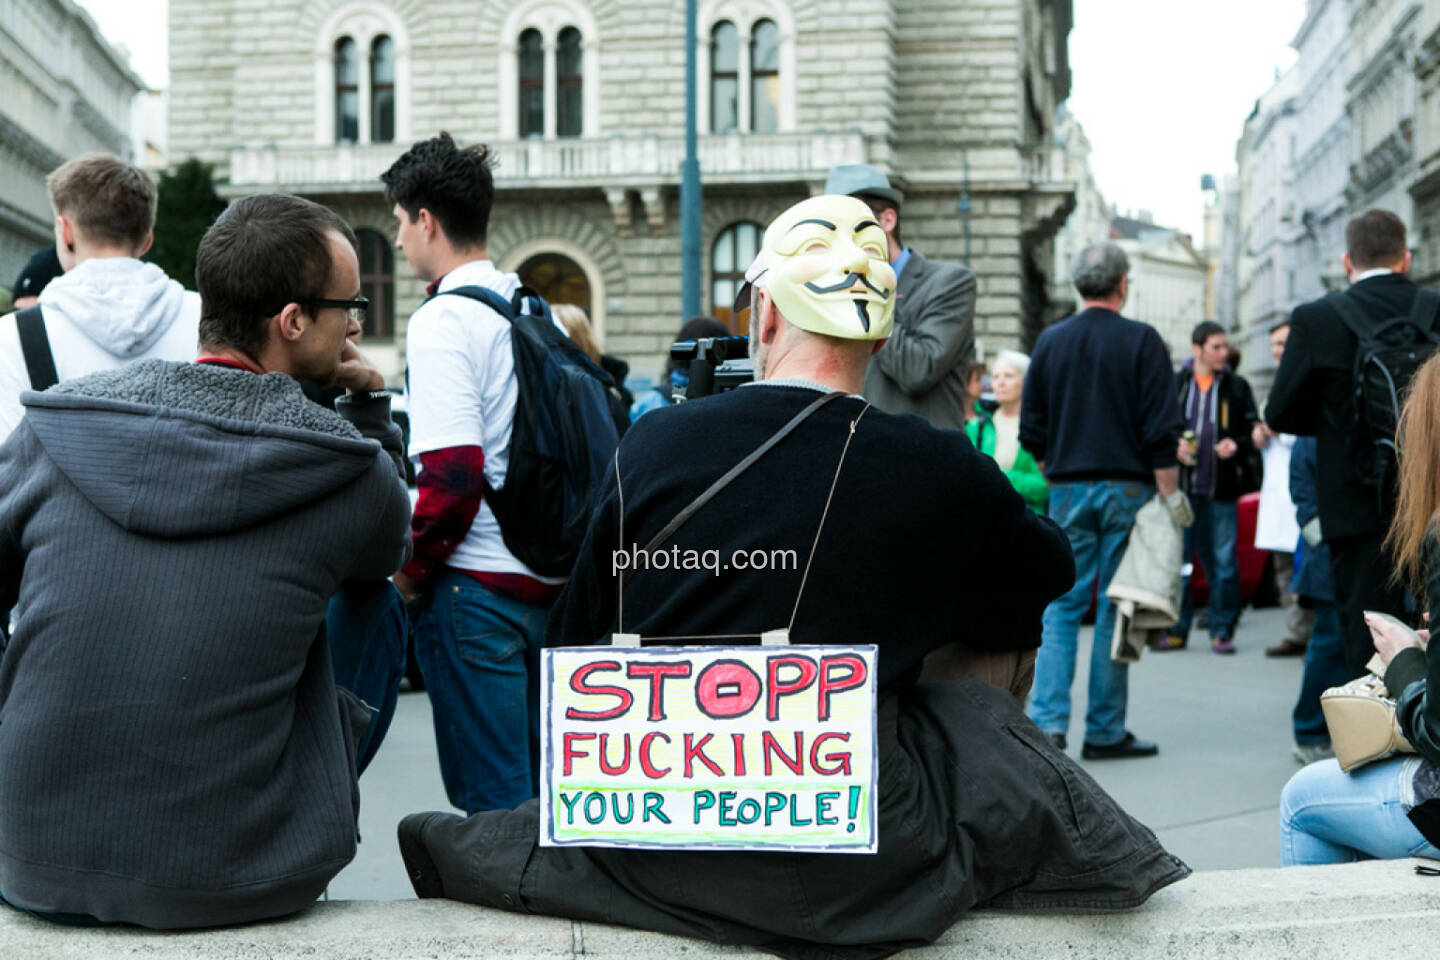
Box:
[0,135,1438,956]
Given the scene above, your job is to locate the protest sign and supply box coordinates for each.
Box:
[539,643,877,854]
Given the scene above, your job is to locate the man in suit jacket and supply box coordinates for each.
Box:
[825,164,977,430]
[1266,209,1427,677]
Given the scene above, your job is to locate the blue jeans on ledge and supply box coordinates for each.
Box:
[1171,494,1241,641]
[1029,479,1151,747]
[1280,757,1440,865]
[411,567,553,815]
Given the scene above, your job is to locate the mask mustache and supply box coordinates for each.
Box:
[804,273,891,299]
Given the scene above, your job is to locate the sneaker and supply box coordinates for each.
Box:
[1081,732,1159,760]
[1292,743,1335,765]
[1150,634,1187,651]
[1047,732,1067,751]
[1266,639,1308,658]
[1212,636,1236,654]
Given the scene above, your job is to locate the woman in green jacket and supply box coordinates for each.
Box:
[965,350,1048,514]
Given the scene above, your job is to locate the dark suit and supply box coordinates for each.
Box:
[863,250,976,431]
[1267,273,1422,675]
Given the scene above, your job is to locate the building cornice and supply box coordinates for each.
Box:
[0,110,65,173]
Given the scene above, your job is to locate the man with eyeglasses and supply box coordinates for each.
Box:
[0,194,411,928]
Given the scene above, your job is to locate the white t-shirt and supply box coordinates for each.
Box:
[404,260,565,583]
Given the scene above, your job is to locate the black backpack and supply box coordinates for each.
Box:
[1326,286,1440,496]
[433,286,620,578]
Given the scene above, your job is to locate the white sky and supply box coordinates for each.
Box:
[1068,0,1306,239]
[78,0,1306,242]
[76,0,168,89]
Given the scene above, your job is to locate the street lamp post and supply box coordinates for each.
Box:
[680,0,702,321]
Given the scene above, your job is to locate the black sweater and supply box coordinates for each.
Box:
[1020,307,1182,484]
[546,383,1075,690]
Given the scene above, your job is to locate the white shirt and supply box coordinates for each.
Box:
[404,260,565,582]
[1352,268,1396,283]
[0,258,199,439]
[1254,433,1301,552]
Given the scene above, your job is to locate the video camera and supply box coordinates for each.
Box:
[669,336,754,400]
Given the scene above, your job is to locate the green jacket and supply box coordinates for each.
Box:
[966,409,1048,514]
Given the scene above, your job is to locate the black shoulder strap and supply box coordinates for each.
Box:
[14,306,58,391]
[619,391,847,587]
[431,284,517,320]
[1324,290,1372,342]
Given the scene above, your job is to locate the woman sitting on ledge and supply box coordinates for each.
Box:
[1279,352,1440,865]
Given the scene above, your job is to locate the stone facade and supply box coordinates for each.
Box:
[0,0,146,286]
[1347,0,1420,226]
[168,0,1075,384]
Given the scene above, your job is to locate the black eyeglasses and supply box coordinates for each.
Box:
[299,297,369,323]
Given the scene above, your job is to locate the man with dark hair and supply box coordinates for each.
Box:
[0,193,411,927]
[9,245,62,311]
[0,154,200,438]
[1268,208,1426,676]
[823,163,978,431]
[1157,321,1257,654]
[382,132,563,814]
[1021,241,1187,759]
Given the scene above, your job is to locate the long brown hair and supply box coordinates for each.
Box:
[1386,350,1440,596]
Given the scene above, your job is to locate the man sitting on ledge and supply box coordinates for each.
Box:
[397,196,1189,959]
[0,195,412,927]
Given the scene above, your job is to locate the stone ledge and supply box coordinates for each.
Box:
[6,860,1440,959]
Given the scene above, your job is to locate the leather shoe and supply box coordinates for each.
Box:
[1266,638,1308,658]
[1081,732,1159,760]
[397,811,452,899]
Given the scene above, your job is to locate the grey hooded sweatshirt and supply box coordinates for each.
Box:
[0,359,410,927]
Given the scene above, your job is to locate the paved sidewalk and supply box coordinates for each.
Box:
[329,605,1314,899]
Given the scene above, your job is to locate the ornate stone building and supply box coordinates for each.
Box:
[1346,0,1420,226]
[1410,0,1440,283]
[1046,106,1111,324]
[0,0,146,286]
[1108,213,1208,362]
[168,0,1076,383]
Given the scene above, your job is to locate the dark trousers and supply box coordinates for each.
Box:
[1292,603,1349,744]
[1328,532,1408,679]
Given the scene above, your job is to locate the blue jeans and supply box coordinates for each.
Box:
[1292,603,1349,745]
[1171,495,1241,641]
[327,579,409,775]
[1030,479,1151,747]
[411,568,552,814]
[1280,757,1440,865]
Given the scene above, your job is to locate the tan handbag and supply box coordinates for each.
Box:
[1320,654,1415,773]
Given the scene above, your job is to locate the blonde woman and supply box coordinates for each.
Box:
[552,303,632,434]
[1278,351,1440,865]
[965,350,1047,513]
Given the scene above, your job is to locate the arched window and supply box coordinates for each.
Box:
[518,29,545,138]
[556,27,583,138]
[357,229,394,341]
[710,21,738,134]
[370,35,395,144]
[334,37,359,143]
[711,221,761,332]
[750,19,779,133]
[520,251,592,316]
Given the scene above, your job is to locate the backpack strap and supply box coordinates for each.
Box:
[432,284,517,320]
[14,306,58,391]
[1324,290,1373,341]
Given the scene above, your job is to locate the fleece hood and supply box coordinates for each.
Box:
[37,257,196,357]
[21,359,380,537]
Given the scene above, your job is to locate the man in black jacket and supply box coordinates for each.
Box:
[1161,321,1258,654]
[393,199,1187,959]
[1266,209,1426,677]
